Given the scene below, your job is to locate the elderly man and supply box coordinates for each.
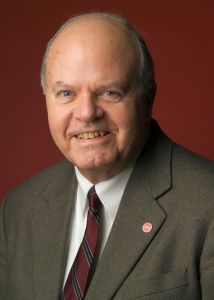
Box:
[0,12,213,300]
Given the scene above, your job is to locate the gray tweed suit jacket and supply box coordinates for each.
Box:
[0,123,214,299]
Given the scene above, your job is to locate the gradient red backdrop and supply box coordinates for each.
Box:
[1,0,213,201]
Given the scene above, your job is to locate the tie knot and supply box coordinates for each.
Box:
[87,186,102,211]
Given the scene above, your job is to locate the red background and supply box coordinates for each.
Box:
[1,0,214,201]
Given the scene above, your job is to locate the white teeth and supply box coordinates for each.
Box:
[83,133,89,138]
[88,133,94,138]
[76,131,107,139]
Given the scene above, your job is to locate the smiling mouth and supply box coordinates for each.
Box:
[75,131,109,139]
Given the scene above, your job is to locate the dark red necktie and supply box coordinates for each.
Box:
[62,186,102,300]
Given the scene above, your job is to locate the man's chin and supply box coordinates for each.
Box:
[74,159,118,183]
[66,151,114,169]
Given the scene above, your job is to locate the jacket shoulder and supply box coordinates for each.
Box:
[170,143,214,215]
[172,143,214,180]
[1,160,74,217]
[8,159,73,195]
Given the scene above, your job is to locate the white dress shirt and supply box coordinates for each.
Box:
[63,165,134,285]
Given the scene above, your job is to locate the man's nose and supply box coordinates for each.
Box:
[74,94,104,122]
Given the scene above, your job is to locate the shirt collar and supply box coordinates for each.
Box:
[75,165,134,221]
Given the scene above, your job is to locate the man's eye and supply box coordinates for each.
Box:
[105,90,118,97]
[61,90,72,97]
[100,90,122,102]
[56,90,74,103]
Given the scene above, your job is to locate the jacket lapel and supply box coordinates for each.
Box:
[85,124,173,300]
[30,161,77,299]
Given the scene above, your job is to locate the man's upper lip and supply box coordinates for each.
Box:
[72,129,110,136]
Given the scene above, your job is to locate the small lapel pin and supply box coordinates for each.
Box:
[142,222,153,233]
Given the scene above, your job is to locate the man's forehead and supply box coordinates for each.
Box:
[44,15,141,90]
[48,16,136,57]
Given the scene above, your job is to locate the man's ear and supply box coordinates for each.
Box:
[145,80,157,121]
[142,95,153,123]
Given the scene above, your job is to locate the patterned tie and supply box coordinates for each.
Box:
[62,186,102,300]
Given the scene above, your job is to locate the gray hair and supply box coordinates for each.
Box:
[40,12,156,104]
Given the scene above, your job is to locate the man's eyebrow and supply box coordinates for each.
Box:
[95,80,132,92]
[53,81,123,88]
[51,81,75,91]
[96,81,123,89]
[52,80,131,92]
[54,81,73,87]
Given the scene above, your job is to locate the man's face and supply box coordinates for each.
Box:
[45,18,151,183]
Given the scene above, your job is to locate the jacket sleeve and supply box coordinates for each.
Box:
[0,198,8,299]
[200,218,214,299]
